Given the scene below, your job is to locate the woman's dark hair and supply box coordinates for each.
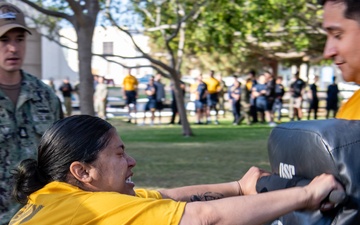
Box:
[319,0,360,23]
[12,115,114,204]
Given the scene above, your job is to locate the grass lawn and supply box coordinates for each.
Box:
[109,118,274,189]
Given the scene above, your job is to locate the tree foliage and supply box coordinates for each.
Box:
[135,0,325,76]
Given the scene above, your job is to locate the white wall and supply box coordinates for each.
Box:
[42,36,78,85]
[55,26,153,85]
[23,28,42,78]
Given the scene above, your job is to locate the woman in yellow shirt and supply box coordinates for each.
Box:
[10,115,341,225]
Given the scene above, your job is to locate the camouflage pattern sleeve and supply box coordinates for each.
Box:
[0,71,62,224]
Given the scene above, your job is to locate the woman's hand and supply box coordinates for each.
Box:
[303,174,344,211]
[238,167,271,195]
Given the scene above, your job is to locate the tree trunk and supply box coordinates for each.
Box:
[269,59,278,77]
[176,23,185,72]
[305,62,310,84]
[171,71,193,136]
[77,26,95,115]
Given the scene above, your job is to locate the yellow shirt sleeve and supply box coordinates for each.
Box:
[135,188,163,199]
[336,89,360,120]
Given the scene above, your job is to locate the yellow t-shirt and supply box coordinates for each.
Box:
[123,75,139,91]
[10,182,186,225]
[246,80,253,91]
[205,77,220,94]
[336,89,360,120]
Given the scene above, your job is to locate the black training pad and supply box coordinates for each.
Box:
[265,119,360,225]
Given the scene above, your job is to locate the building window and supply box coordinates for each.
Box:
[103,42,113,55]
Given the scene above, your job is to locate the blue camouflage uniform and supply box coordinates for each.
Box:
[0,70,62,224]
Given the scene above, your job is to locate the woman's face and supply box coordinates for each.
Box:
[88,129,137,195]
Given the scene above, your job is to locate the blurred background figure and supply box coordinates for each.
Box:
[94,76,108,120]
[122,69,138,124]
[93,75,99,88]
[194,75,208,124]
[217,74,227,118]
[205,70,221,124]
[241,77,252,125]
[154,73,165,124]
[143,76,157,126]
[248,70,258,123]
[289,72,306,121]
[59,77,74,117]
[228,75,242,125]
[326,76,340,119]
[48,77,56,92]
[307,76,319,120]
[252,75,267,123]
[264,71,276,127]
[272,76,285,123]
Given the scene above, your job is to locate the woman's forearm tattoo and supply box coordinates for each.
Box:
[190,192,224,202]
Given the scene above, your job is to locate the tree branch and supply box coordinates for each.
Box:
[20,0,72,21]
[105,10,175,72]
[96,54,170,78]
[166,0,207,43]
[145,24,178,32]
[140,8,155,23]
[67,0,83,14]
[42,33,78,51]
[94,53,146,60]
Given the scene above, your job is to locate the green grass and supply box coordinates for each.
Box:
[109,118,273,189]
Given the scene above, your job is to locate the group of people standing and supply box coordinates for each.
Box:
[123,68,343,127]
[193,70,227,125]
[306,75,340,120]
[142,74,166,125]
[57,75,109,120]
[227,69,341,126]
[122,70,186,126]
[224,70,286,127]
[193,70,286,127]
[288,72,341,122]
[122,71,166,125]
[123,70,225,126]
